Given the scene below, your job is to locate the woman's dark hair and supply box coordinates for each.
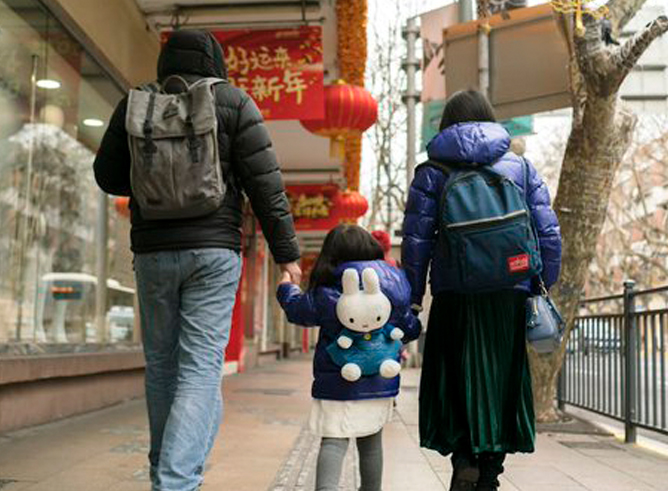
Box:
[309,224,384,289]
[439,89,497,131]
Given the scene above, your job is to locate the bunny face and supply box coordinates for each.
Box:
[336,268,392,332]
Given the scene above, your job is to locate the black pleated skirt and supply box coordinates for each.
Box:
[419,290,535,456]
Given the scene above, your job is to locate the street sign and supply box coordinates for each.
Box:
[441,4,571,120]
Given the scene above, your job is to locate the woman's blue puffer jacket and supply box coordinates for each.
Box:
[276,260,422,401]
[401,122,562,306]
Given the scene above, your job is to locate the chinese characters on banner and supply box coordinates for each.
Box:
[286,184,339,231]
[212,27,324,120]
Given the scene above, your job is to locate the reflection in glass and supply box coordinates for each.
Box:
[0,0,134,352]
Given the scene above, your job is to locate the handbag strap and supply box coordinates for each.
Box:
[520,157,549,294]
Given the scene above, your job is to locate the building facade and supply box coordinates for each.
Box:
[0,0,372,432]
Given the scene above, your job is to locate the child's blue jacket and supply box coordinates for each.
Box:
[277,260,421,401]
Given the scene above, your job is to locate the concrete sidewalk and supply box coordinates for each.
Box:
[1,357,668,490]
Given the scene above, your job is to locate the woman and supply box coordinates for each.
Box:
[401,90,562,491]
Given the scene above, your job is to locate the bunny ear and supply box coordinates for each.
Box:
[341,269,360,295]
[362,268,381,294]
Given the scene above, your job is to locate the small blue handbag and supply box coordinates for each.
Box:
[526,279,565,353]
[519,157,565,353]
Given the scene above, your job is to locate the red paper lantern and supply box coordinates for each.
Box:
[300,81,378,158]
[114,197,130,219]
[333,190,369,223]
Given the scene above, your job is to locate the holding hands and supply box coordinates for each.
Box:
[279,261,302,285]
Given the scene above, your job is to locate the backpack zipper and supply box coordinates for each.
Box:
[446,209,527,230]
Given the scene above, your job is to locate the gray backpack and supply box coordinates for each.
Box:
[125,76,227,220]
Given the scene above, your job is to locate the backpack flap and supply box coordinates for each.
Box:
[125,78,227,220]
[126,82,218,140]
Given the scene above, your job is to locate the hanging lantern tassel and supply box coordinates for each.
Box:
[330,134,347,160]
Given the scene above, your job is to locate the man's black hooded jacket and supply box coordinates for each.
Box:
[93,30,300,264]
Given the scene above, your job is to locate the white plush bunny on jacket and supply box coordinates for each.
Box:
[326,268,404,382]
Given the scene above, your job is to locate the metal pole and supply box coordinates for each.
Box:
[15,54,39,340]
[402,17,420,190]
[459,0,474,22]
[95,190,109,344]
[477,1,491,97]
[557,367,566,412]
[478,27,490,97]
[623,280,638,443]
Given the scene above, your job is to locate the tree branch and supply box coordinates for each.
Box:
[614,15,668,79]
[607,0,648,33]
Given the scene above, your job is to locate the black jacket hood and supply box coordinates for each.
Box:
[157,29,228,81]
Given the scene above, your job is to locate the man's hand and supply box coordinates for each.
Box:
[279,261,302,285]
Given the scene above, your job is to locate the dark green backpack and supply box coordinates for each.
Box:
[428,159,543,292]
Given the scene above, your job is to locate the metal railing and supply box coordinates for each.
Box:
[559,281,668,442]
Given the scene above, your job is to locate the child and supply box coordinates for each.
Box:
[277,224,421,491]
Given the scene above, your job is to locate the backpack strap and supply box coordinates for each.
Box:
[139,82,161,93]
[520,156,547,289]
[142,92,158,166]
[521,156,530,201]
[184,90,201,164]
[161,75,189,94]
[416,159,453,175]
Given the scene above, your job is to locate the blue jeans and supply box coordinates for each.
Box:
[135,248,242,491]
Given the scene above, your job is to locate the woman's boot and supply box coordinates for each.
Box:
[476,453,505,491]
[449,452,479,491]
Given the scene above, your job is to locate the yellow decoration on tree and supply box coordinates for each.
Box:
[550,0,609,37]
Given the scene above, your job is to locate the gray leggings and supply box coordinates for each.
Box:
[315,430,383,491]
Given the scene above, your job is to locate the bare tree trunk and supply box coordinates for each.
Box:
[532,96,635,421]
[530,8,668,422]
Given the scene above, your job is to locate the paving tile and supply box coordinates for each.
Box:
[2,358,668,491]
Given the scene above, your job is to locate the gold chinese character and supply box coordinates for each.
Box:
[267,76,285,102]
[227,46,250,76]
[292,194,331,219]
[253,76,285,102]
[250,46,274,71]
[273,47,291,70]
[283,70,307,105]
[251,76,268,101]
[226,47,239,72]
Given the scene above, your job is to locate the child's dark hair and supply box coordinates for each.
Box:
[309,224,384,289]
[439,89,496,131]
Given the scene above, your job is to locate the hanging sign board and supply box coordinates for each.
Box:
[211,26,324,121]
[441,4,571,119]
[286,184,339,231]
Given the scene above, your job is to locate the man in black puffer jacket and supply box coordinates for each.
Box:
[94,30,300,491]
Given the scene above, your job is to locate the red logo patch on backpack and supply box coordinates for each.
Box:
[508,254,530,274]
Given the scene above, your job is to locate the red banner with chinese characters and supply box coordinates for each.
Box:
[286,184,340,231]
[212,26,324,120]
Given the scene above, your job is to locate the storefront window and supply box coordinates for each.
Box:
[0,0,133,353]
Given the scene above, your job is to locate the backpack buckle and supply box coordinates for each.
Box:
[142,139,157,166]
[187,137,201,163]
[184,114,200,163]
